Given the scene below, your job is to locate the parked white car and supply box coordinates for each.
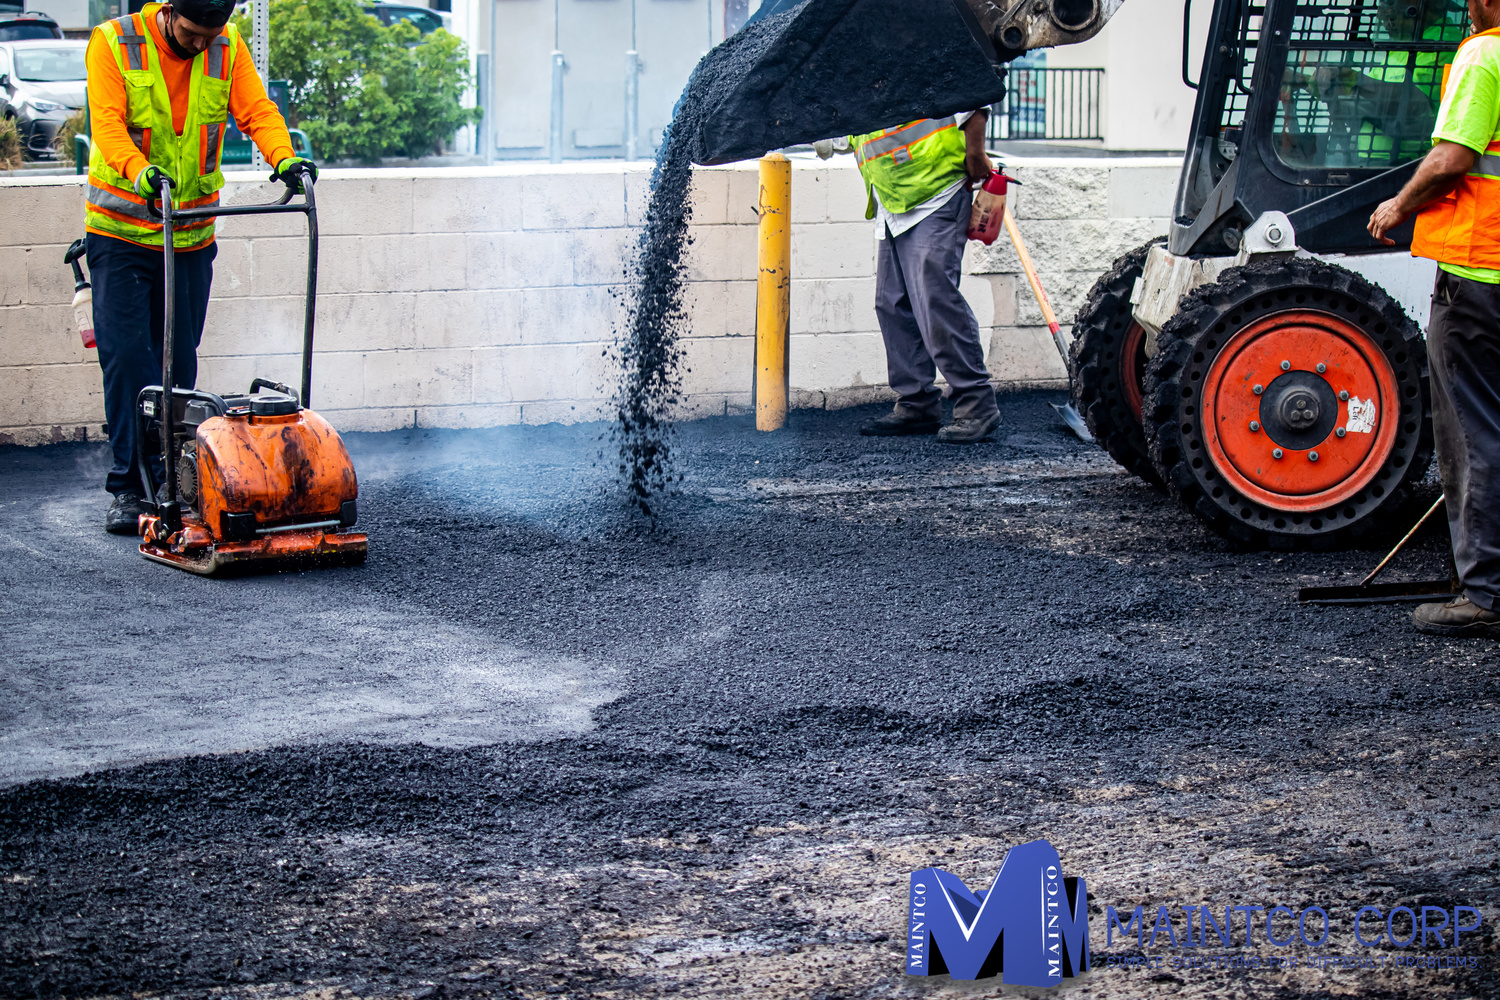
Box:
[0,38,85,159]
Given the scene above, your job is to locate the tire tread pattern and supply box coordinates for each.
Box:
[1069,238,1165,487]
[1141,257,1434,550]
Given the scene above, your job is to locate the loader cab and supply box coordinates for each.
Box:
[1171,0,1468,257]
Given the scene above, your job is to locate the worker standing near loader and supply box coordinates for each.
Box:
[830,110,1002,443]
[85,0,316,533]
[1369,0,1500,637]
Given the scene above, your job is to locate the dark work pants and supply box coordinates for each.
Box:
[875,186,997,422]
[87,233,216,496]
[1428,269,1500,611]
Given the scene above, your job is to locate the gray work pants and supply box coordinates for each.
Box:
[875,187,998,422]
[1428,269,1500,610]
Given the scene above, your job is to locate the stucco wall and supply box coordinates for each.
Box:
[0,158,1176,446]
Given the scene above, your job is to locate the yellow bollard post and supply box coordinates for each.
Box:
[755,153,791,431]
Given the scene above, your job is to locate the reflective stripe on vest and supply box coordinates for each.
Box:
[205,36,229,79]
[855,116,959,167]
[127,126,150,158]
[85,5,238,248]
[203,122,222,173]
[1471,152,1500,179]
[112,15,148,70]
[87,182,155,221]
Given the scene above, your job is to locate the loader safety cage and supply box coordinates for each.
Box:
[1172,0,1467,257]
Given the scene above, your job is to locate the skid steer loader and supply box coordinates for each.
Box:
[688,0,1462,550]
[1069,0,1466,550]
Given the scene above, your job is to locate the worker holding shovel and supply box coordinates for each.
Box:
[819,110,1002,443]
[83,0,315,534]
[1368,0,1500,638]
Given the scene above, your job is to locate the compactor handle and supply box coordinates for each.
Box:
[148,172,320,411]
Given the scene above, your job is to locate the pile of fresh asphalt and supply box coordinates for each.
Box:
[3,393,1499,1000]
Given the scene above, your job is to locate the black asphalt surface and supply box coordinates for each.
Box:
[2,391,1497,1000]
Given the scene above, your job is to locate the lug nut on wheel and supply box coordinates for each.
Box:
[1273,449,1284,459]
[1336,427,1347,438]
[1250,420,1261,432]
[1253,384,1264,395]
[1316,362,1327,373]
[1281,360,1292,371]
[1309,451,1320,462]
[1339,390,1350,401]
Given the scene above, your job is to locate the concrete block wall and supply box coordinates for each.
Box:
[0,158,1176,445]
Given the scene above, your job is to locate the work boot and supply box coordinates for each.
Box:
[937,412,1001,444]
[105,492,145,535]
[1413,597,1500,638]
[860,409,940,437]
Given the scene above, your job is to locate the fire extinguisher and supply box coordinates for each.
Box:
[64,238,95,350]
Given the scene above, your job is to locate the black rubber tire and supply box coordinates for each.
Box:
[1142,257,1434,551]
[1069,238,1165,487]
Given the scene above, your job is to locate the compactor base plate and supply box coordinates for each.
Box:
[139,514,367,577]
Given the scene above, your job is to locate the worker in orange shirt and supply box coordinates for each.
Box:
[85,0,316,534]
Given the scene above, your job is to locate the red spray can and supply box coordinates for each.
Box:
[967,171,1019,245]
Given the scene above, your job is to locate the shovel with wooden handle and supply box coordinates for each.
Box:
[1002,205,1094,443]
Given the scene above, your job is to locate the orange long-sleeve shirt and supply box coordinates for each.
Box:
[86,2,294,186]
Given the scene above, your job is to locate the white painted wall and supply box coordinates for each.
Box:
[0,158,1179,446]
[1045,0,1213,151]
[489,0,724,159]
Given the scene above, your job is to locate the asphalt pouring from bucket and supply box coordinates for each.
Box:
[616,0,1009,512]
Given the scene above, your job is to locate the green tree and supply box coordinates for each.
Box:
[235,0,480,163]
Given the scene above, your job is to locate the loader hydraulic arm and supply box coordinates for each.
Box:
[964,0,1127,54]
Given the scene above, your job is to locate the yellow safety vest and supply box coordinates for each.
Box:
[85,6,237,249]
[852,116,970,219]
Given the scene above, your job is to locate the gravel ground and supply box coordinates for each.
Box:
[2,391,1497,1000]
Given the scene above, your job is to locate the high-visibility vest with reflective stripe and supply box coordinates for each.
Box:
[85,6,237,249]
[851,116,969,218]
[1412,28,1500,269]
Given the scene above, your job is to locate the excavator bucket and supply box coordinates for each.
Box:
[686,0,1124,165]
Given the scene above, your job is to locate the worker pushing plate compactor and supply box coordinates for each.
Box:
[130,174,367,576]
[695,0,1462,597]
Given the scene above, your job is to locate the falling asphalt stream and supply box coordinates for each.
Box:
[2,392,1498,1000]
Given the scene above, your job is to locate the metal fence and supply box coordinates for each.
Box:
[989,68,1105,142]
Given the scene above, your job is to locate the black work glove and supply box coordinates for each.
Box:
[272,156,318,194]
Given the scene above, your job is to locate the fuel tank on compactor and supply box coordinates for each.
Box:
[194,408,359,535]
[686,0,1126,166]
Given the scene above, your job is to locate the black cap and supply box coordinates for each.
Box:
[169,0,235,29]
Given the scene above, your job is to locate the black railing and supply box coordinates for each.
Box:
[989,68,1105,142]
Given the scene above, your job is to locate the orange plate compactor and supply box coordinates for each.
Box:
[134,172,367,575]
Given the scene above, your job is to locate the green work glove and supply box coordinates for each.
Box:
[272,156,318,193]
[133,164,176,197]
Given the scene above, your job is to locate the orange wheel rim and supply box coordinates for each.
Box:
[1199,310,1401,513]
[1121,321,1146,424]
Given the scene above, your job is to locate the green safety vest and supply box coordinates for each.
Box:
[852,116,969,219]
[85,6,238,249]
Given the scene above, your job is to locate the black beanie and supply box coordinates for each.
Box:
[170,0,236,28]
